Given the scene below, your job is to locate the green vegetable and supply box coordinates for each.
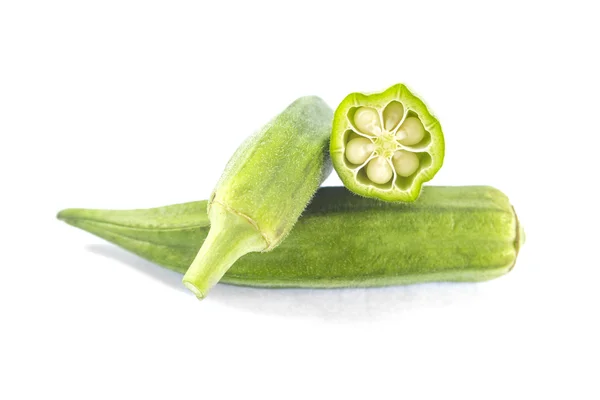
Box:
[181,96,333,298]
[330,83,445,202]
[57,186,524,288]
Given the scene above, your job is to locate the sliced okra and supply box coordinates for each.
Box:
[330,84,445,202]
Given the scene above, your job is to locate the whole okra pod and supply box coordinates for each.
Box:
[58,186,524,289]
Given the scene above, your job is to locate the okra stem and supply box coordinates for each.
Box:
[182,204,266,299]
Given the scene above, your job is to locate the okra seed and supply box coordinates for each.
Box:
[383,101,404,131]
[366,156,393,184]
[345,137,375,165]
[353,107,382,136]
[396,117,425,145]
[392,150,420,177]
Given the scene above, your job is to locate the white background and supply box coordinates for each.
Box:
[1,1,599,399]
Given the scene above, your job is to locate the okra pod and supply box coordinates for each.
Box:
[58,186,524,289]
[182,97,333,298]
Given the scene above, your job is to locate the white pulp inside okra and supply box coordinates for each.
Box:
[345,102,428,186]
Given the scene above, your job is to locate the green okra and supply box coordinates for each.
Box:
[330,83,445,202]
[57,186,524,288]
[182,96,333,298]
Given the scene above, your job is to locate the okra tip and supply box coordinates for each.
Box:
[56,208,75,221]
[515,211,526,252]
[56,209,90,229]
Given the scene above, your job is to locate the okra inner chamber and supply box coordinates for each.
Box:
[344,102,432,190]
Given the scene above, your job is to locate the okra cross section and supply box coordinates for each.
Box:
[330,83,445,202]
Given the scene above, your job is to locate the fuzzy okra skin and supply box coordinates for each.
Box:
[57,186,524,289]
[182,96,333,298]
[331,83,445,202]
